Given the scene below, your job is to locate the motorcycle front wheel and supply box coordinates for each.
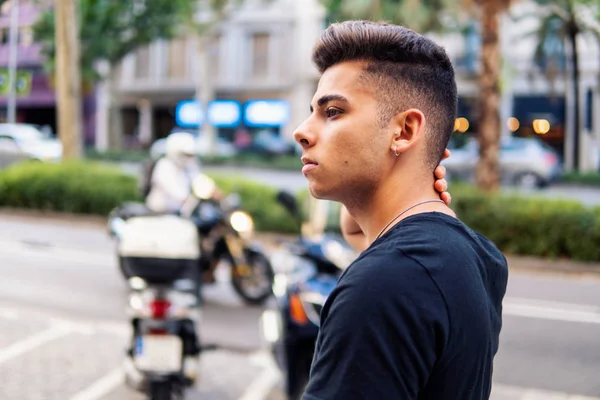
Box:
[229,250,274,306]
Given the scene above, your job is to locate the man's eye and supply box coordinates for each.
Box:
[325,108,342,118]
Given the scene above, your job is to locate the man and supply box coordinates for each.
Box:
[146,131,224,283]
[341,150,452,252]
[146,132,204,214]
[294,21,508,399]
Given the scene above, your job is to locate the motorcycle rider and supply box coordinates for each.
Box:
[145,131,225,283]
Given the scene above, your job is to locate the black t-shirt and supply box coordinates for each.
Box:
[302,212,509,400]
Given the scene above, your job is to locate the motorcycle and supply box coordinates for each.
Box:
[115,181,210,400]
[260,191,358,400]
[108,174,275,306]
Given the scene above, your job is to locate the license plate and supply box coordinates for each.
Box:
[134,335,183,373]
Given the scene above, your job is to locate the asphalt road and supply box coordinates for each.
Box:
[0,215,599,399]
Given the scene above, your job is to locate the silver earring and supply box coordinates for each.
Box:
[393,146,399,157]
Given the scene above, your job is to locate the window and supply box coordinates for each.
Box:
[1,1,11,16]
[251,33,270,78]
[20,26,33,47]
[135,45,151,79]
[167,36,188,79]
[209,34,221,78]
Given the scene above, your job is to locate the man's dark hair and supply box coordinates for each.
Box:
[312,20,458,170]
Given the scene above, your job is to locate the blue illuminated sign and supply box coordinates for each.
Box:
[244,100,290,127]
[175,100,204,128]
[207,100,242,128]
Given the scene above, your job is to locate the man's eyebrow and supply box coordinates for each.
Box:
[309,94,350,113]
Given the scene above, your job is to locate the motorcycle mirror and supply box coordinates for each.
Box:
[192,174,216,200]
[277,190,302,223]
[276,191,299,217]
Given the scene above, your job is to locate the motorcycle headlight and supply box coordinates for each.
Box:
[270,251,318,296]
[230,211,254,233]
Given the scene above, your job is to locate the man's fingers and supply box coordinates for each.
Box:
[434,178,448,193]
[442,148,451,160]
[434,165,447,179]
[441,192,451,206]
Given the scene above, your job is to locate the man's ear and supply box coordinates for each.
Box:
[390,109,426,154]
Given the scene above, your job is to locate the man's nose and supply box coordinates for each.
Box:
[293,120,316,149]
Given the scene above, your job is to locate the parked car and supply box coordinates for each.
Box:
[150,128,237,159]
[442,136,562,189]
[0,123,62,168]
[241,129,296,156]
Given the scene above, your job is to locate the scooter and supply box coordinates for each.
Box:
[115,176,215,399]
[260,191,357,400]
[108,174,275,306]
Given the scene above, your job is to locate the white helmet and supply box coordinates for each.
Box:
[165,132,197,166]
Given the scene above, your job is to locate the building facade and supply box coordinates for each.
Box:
[95,0,326,151]
[0,0,96,144]
[433,0,600,171]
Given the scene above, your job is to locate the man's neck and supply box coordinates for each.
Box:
[345,176,454,246]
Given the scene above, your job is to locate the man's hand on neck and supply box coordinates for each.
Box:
[344,179,455,247]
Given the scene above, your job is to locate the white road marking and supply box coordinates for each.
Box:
[492,384,600,400]
[0,324,71,365]
[503,297,600,325]
[68,367,125,400]
[240,351,282,400]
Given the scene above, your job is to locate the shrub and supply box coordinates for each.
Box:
[560,171,600,187]
[449,183,600,262]
[0,161,140,215]
[0,161,300,233]
[1,161,600,262]
[210,174,299,233]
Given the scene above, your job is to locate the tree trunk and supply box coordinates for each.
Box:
[195,34,216,155]
[106,68,124,150]
[568,20,580,171]
[54,0,83,159]
[475,1,503,192]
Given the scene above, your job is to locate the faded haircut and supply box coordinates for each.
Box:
[312,20,458,170]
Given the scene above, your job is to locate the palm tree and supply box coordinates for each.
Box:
[470,0,512,191]
[321,0,513,192]
[518,0,600,171]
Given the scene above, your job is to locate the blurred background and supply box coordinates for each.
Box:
[0,0,599,399]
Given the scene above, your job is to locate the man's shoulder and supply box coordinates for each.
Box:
[338,243,442,304]
[384,212,506,269]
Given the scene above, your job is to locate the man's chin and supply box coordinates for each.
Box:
[308,184,336,201]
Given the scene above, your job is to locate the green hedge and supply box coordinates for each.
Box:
[86,149,303,171]
[0,161,300,234]
[560,171,600,187]
[0,161,141,215]
[209,173,299,233]
[449,184,600,262]
[1,161,600,262]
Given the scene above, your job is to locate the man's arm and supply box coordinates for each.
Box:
[302,254,448,400]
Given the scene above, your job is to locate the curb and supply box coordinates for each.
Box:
[0,208,107,229]
[2,208,600,277]
[505,255,600,278]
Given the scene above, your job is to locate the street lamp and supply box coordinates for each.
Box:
[6,0,20,124]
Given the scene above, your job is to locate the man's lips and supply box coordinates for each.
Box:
[301,157,318,174]
[301,156,318,165]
